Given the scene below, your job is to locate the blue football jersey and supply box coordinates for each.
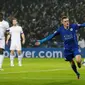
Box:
[57,24,79,49]
[39,23,85,50]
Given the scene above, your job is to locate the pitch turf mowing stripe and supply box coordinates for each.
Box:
[0,77,85,80]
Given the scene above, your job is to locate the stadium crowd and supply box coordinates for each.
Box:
[0,0,85,48]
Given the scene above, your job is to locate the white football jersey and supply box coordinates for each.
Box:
[0,20,9,39]
[9,25,23,42]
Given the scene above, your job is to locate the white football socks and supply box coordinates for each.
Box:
[18,54,23,66]
[10,54,14,66]
[0,55,4,69]
[10,54,23,66]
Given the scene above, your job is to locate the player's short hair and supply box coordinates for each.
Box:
[61,16,68,21]
[12,18,17,21]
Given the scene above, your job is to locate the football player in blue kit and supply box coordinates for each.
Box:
[35,16,85,79]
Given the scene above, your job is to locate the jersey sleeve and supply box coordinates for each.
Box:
[20,27,23,34]
[39,28,60,44]
[74,23,85,30]
[5,22,9,30]
[73,24,79,30]
[7,28,12,34]
[77,23,85,27]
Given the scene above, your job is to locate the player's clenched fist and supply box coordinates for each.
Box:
[35,41,40,46]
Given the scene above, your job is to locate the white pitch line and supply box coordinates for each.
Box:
[21,77,85,80]
[0,68,85,75]
[0,68,69,74]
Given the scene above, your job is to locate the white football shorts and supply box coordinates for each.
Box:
[0,39,5,49]
[10,40,22,50]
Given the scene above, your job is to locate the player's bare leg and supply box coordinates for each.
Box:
[17,50,22,66]
[70,59,80,79]
[10,50,15,66]
[75,55,82,68]
[0,49,4,71]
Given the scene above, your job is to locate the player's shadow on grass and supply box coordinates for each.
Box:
[44,80,73,85]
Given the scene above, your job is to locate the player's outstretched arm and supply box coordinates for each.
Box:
[21,33,25,45]
[77,23,85,27]
[74,23,85,30]
[6,34,10,45]
[35,29,60,46]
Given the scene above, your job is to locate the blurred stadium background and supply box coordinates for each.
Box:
[0,0,85,48]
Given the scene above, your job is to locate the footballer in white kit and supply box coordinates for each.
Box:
[6,18,25,66]
[0,12,9,70]
[10,25,23,51]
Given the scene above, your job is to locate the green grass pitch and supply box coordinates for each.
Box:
[0,58,85,85]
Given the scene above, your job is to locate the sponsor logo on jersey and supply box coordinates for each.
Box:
[70,28,73,31]
[64,34,73,40]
